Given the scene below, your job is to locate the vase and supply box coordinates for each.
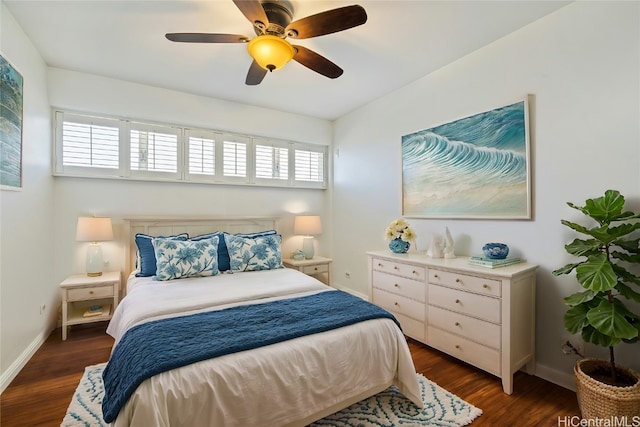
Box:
[389,238,410,254]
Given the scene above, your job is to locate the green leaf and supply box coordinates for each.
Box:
[575,254,617,291]
[552,262,582,276]
[611,264,640,286]
[564,304,589,334]
[564,238,602,257]
[582,190,625,225]
[582,325,618,347]
[617,283,640,303]
[612,251,640,263]
[615,237,640,254]
[586,299,639,340]
[563,290,598,306]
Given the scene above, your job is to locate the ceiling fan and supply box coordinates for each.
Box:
[165,0,367,85]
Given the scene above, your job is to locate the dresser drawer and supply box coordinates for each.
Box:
[302,264,329,275]
[428,305,501,349]
[429,269,501,297]
[428,326,501,375]
[393,311,425,342]
[429,284,501,324]
[372,271,425,302]
[373,288,425,322]
[372,258,426,281]
[67,285,114,301]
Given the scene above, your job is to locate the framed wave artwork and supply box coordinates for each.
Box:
[401,98,532,219]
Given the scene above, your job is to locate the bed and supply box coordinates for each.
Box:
[103,217,422,427]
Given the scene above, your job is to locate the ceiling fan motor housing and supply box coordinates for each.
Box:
[257,1,293,36]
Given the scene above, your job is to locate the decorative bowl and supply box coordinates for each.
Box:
[482,243,509,259]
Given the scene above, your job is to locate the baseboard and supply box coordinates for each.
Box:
[333,285,369,301]
[535,362,576,392]
[0,329,50,394]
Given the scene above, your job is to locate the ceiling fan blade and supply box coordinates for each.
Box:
[292,45,343,79]
[285,5,367,39]
[245,60,268,85]
[165,33,249,43]
[233,0,269,28]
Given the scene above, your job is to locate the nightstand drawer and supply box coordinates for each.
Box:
[302,264,329,275]
[429,269,501,297]
[67,285,114,301]
[429,284,500,323]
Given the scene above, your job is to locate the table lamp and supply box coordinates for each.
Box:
[294,215,321,259]
[76,217,113,276]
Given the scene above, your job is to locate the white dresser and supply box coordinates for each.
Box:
[367,251,537,394]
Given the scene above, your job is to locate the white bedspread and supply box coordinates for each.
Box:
[107,268,422,427]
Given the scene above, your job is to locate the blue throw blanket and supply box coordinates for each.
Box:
[101,290,400,423]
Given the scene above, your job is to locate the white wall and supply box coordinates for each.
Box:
[0,3,56,391]
[47,69,333,286]
[332,1,640,390]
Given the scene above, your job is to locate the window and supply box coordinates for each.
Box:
[295,146,325,185]
[53,110,326,189]
[130,123,179,178]
[254,139,289,184]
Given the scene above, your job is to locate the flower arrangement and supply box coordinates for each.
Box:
[385,218,416,242]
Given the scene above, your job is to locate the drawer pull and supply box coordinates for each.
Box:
[394,302,399,306]
[455,345,461,349]
[89,291,94,294]
[455,322,460,326]
[483,284,489,289]
[394,266,399,270]
[394,283,400,288]
[378,263,383,267]
[434,274,439,279]
[455,299,461,304]
[455,278,461,283]
[412,270,418,275]
[314,267,318,271]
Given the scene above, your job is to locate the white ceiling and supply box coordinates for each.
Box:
[5,0,570,120]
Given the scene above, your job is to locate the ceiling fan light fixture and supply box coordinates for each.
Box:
[247,35,294,72]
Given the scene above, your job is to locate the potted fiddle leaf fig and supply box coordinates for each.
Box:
[552,190,640,419]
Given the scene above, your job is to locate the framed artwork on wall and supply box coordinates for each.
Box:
[402,97,531,219]
[1,54,24,191]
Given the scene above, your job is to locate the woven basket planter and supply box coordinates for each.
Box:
[575,359,640,419]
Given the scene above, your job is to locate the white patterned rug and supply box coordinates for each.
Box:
[62,363,482,427]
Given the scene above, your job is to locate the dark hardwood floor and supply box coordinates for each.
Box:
[1,322,580,426]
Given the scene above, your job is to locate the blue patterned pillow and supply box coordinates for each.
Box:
[153,236,219,281]
[135,233,189,277]
[224,234,283,272]
[192,230,277,272]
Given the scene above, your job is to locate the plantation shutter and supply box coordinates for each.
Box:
[54,112,122,177]
[129,122,180,179]
[295,146,326,186]
[254,140,289,183]
[186,129,216,181]
[222,135,250,182]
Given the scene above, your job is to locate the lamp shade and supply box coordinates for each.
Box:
[294,215,322,235]
[247,35,295,72]
[76,217,113,242]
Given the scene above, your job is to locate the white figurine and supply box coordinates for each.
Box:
[444,226,456,259]
[426,234,443,258]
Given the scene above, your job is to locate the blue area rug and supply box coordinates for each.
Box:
[62,363,482,426]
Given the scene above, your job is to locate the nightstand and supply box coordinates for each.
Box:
[282,256,332,285]
[59,271,120,340]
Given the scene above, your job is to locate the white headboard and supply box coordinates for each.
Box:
[122,216,279,277]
